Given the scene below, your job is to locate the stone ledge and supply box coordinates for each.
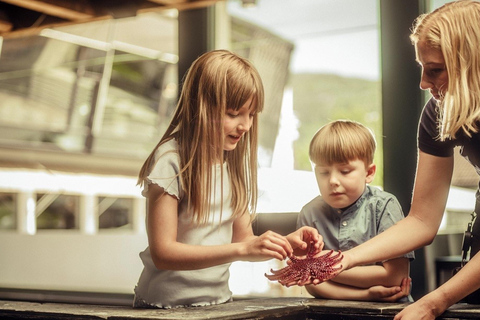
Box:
[1,298,480,320]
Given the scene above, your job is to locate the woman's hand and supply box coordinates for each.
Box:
[394,299,436,320]
[394,289,449,320]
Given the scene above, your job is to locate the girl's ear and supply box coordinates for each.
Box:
[365,163,376,184]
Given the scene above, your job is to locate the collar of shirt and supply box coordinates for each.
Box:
[335,186,370,216]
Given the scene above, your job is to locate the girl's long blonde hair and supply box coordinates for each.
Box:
[410,0,480,140]
[138,50,264,224]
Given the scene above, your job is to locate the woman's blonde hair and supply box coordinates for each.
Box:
[309,120,376,167]
[410,0,480,140]
[138,50,264,224]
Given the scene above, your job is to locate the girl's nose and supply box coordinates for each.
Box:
[238,115,252,132]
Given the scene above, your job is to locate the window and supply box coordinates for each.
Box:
[36,193,79,230]
[0,192,16,230]
[0,12,178,162]
[98,196,133,230]
[226,0,382,297]
[227,0,382,213]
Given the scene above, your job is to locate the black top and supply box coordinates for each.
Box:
[418,98,480,188]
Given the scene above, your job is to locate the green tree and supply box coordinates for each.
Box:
[290,73,383,186]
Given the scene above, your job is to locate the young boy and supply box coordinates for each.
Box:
[297,120,414,302]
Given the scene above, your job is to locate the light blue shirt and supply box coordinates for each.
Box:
[297,185,415,261]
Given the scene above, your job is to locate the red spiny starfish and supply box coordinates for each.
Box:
[265,246,343,285]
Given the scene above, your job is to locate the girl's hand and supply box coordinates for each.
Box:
[369,277,411,302]
[286,226,324,256]
[241,231,293,261]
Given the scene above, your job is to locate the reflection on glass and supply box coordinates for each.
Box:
[98,196,133,230]
[0,12,178,161]
[228,0,382,183]
[92,51,177,157]
[36,193,79,230]
[0,193,16,230]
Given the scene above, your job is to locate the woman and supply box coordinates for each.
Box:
[338,1,480,319]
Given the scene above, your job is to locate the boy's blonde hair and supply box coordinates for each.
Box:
[410,0,480,140]
[138,50,264,224]
[309,120,376,167]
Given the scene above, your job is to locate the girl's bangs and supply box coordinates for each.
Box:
[229,84,258,111]
[227,66,263,112]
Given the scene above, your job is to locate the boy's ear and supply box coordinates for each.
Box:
[365,163,376,184]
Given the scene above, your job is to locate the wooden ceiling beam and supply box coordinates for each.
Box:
[0,16,108,39]
[0,18,12,33]
[142,0,219,12]
[0,0,94,21]
[147,0,189,5]
[0,0,221,37]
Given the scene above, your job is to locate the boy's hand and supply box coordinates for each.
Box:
[286,226,324,256]
[368,277,412,302]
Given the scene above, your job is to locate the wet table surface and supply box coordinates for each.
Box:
[1,297,480,319]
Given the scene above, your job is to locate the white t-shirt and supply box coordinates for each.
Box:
[133,138,235,308]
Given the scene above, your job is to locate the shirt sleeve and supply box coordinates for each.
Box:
[418,98,455,157]
[142,139,182,199]
[296,208,309,229]
[377,196,415,261]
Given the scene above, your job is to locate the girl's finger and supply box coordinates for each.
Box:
[260,237,291,260]
[265,232,293,254]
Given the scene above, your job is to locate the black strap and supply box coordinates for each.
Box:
[459,192,480,266]
[460,212,476,267]
[453,191,480,304]
[469,194,480,260]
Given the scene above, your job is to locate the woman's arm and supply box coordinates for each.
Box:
[343,151,453,269]
[147,184,293,270]
[395,247,480,319]
[332,257,409,288]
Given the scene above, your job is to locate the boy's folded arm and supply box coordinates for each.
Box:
[306,281,371,300]
[307,280,409,302]
[331,257,410,288]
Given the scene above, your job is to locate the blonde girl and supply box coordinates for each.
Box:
[133,50,322,308]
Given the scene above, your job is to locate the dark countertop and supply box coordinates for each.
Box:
[1,298,480,319]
